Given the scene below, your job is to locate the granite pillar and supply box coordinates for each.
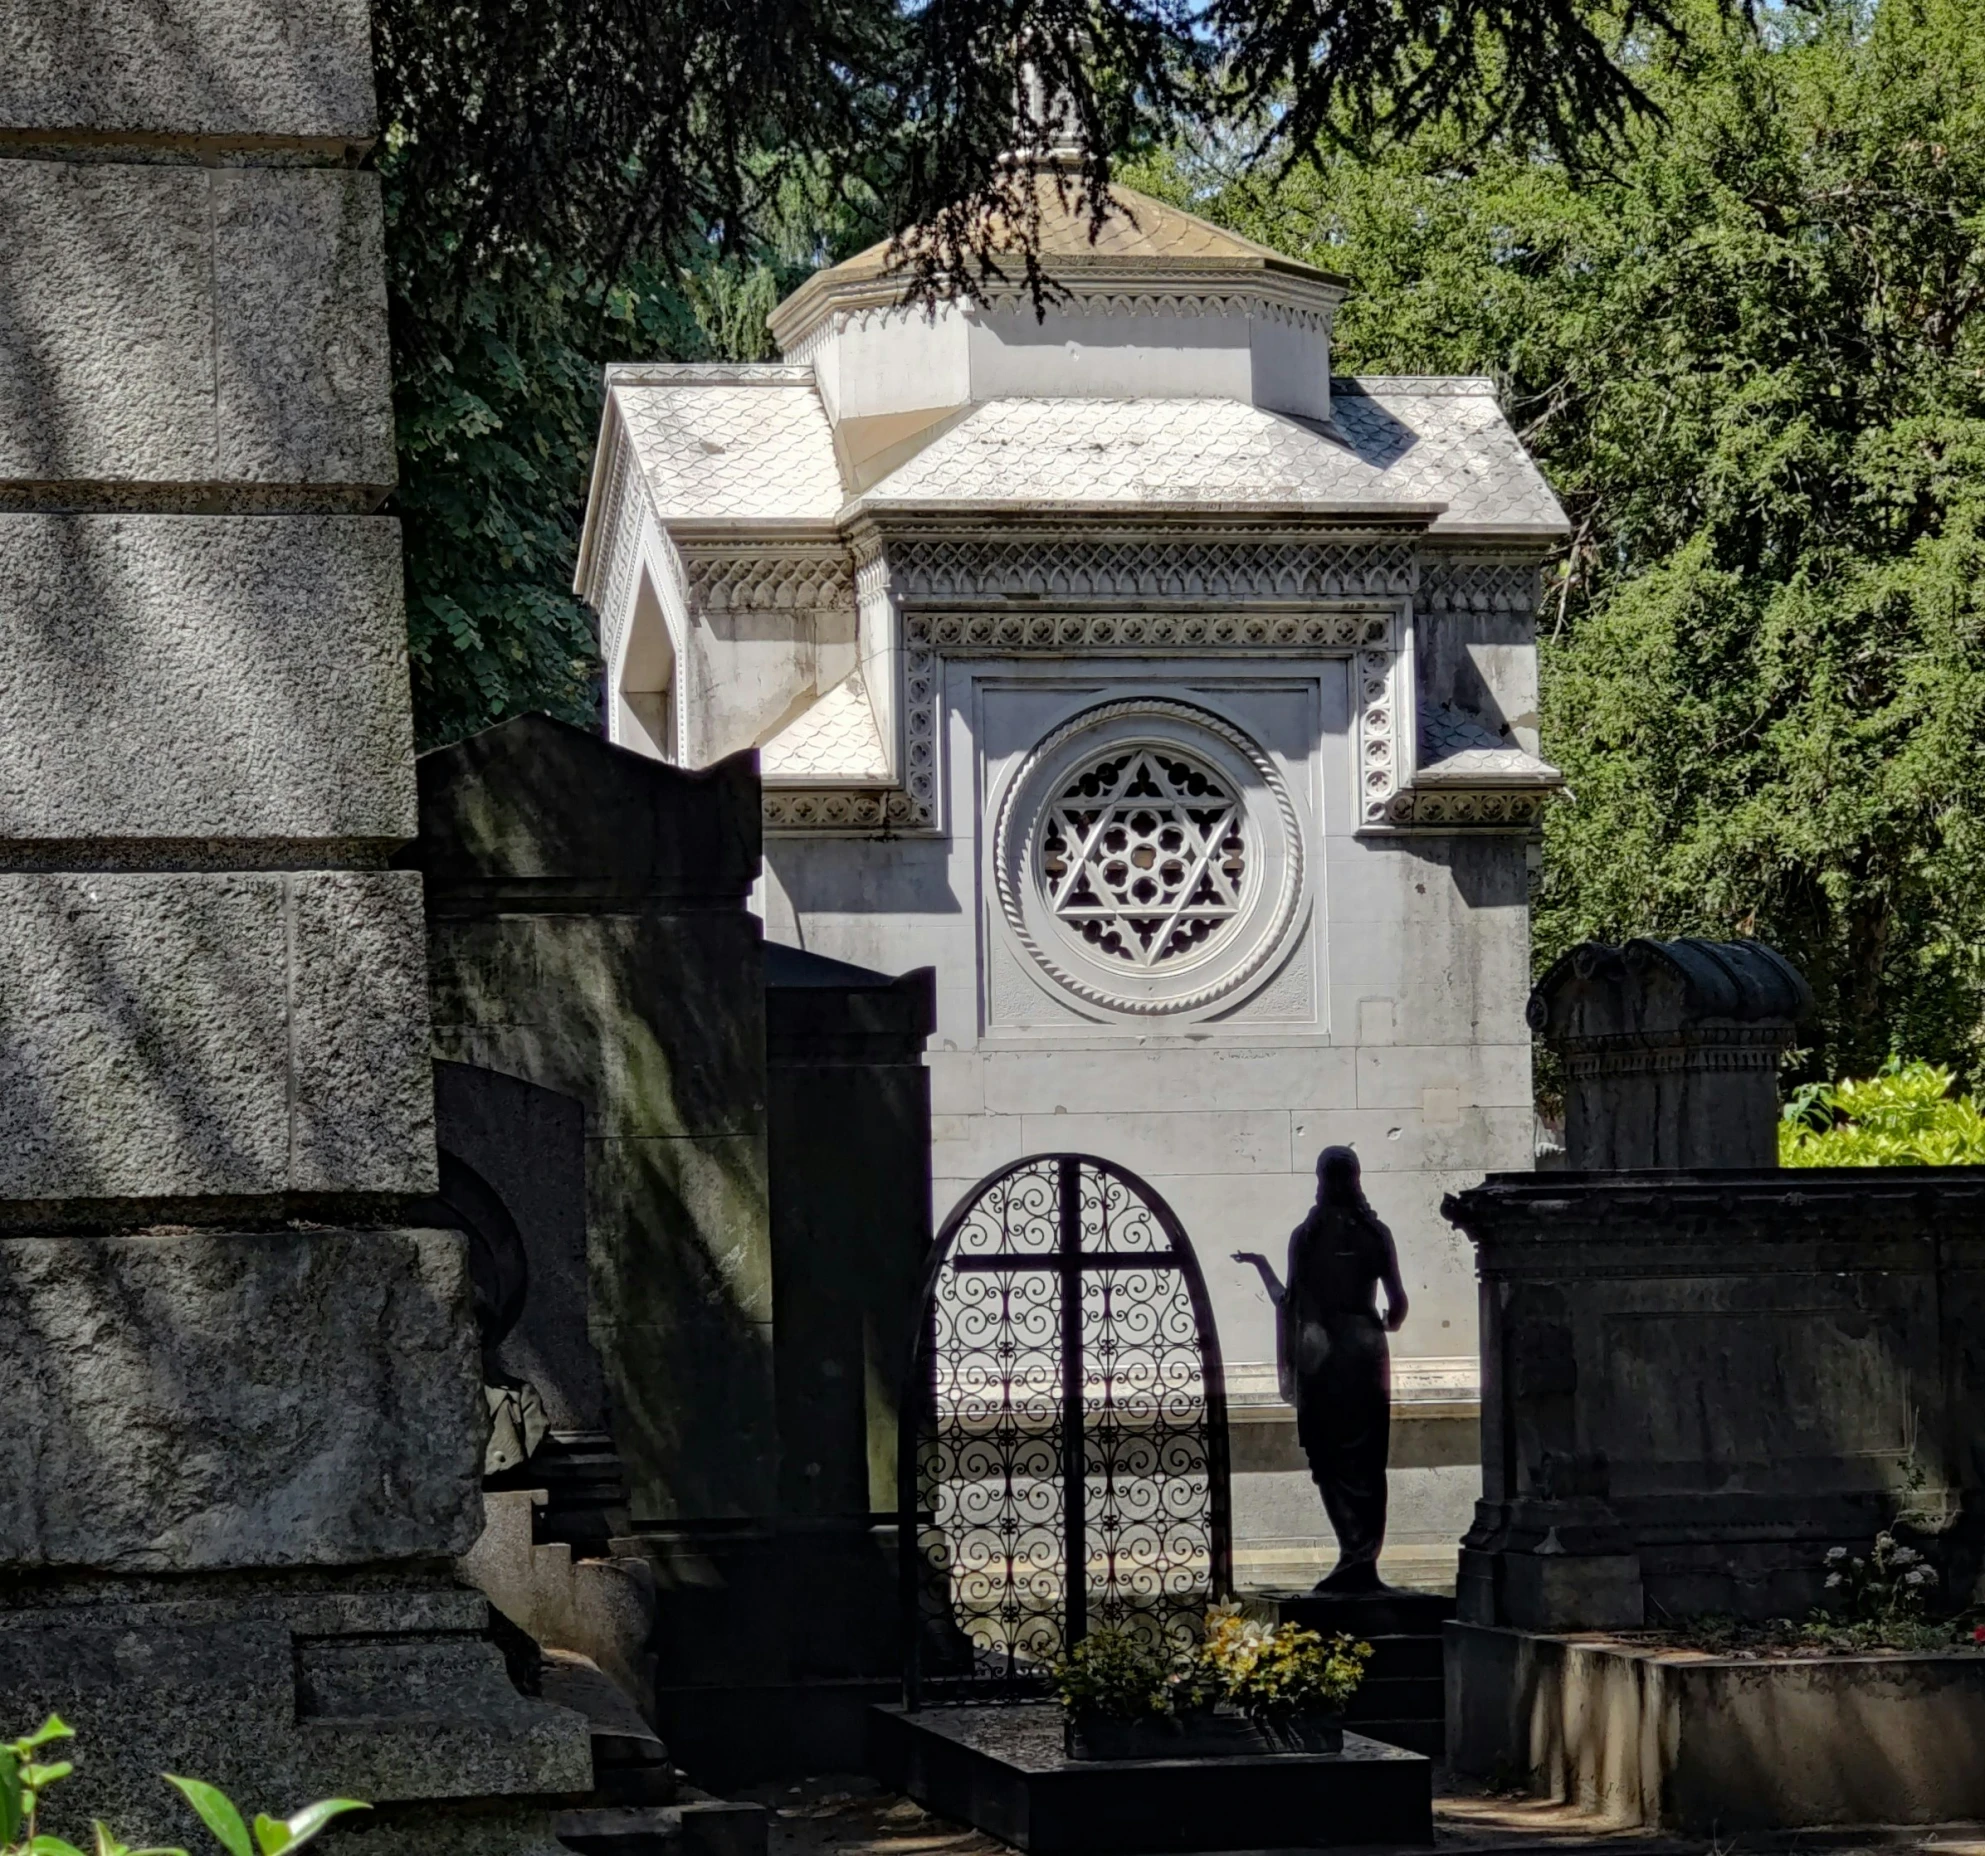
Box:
[0,8,586,1848]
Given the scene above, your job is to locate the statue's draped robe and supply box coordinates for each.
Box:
[1285,1201,1393,1581]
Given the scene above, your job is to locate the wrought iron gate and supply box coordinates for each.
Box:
[900,1153,1231,1703]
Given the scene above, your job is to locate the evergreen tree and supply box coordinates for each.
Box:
[1131,0,1985,1081]
[367,0,1720,744]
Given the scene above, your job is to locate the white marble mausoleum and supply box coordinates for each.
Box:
[575,177,1568,1583]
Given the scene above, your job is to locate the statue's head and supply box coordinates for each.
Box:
[1315,1145,1362,1202]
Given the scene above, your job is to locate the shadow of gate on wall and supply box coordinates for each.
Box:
[900,1153,1233,1705]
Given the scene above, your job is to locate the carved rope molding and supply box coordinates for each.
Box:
[992,698,1307,1018]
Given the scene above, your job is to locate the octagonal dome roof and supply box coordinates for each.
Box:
[768,174,1350,356]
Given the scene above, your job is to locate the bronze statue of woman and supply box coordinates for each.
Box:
[1235,1146,1408,1594]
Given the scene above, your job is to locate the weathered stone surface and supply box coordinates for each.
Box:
[0,872,434,1199]
[0,0,377,144]
[1442,1170,1985,1628]
[291,871,437,1192]
[0,515,414,847]
[0,873,289,1196]
[0,1587,586,1852]
[1447,1623,1985,1831]
[0,163,393,498]
[0,1228,484,1568]
[213,168,394,487]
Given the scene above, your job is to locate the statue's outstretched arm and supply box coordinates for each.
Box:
[1231,1251,1286,1305]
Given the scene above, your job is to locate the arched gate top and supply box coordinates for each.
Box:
[901,1153,1233,1704]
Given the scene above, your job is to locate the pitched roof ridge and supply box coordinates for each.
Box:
[1336,375,1500,397]
[608,362,817,387]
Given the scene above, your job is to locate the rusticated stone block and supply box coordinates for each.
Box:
[0,0,377,145]
[292,871,437,1191]
[0,515,414,848]
[0,162,393,498]
[0,1589,589,1850]
[0,871,435,1199]
[0,1227,483,1568]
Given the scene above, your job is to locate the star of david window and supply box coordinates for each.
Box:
[1038,749,1248,966]
[994,698,1309,1019]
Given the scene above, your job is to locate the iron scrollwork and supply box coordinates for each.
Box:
[901,1154,1233,1704]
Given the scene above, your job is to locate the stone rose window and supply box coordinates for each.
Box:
[1039,747,1247,966]
[995,699,1307,1017]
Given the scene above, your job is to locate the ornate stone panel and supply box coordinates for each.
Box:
[757,534,1553,836]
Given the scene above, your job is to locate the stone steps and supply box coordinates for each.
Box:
[1266,1587,1455,1759]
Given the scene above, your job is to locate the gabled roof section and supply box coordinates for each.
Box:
[850,379,1568,537]
[759,671,889,785]
[770,177,1349,354]
[1416,702,1562,786]
[609,363,843,524]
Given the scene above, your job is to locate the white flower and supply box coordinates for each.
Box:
[1892,1546,1921,1566]
[1825,1547,1849,1563]
[1906,1567,1933,1586]
[1824,1572,1844,1589]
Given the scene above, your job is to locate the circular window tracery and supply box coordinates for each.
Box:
[1039,747,1249,967]
[994,699,1307,1018]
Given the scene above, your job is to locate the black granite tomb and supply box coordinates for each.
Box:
[869,1703,1432,1853]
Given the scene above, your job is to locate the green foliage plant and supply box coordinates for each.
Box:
[1198,1604,1372,1724]
[0,1718,365,1856]
[1781,1058,1985,1165]
[1050,1626,1217,1720]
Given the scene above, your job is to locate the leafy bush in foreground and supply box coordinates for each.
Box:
[1780,1058,1985,1165]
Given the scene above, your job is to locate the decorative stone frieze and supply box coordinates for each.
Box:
[683,547,854,614]
[886,533,1419,605]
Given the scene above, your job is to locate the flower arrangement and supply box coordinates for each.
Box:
[1198,1605,1373,1724]
[1049,1627,1215,1722]
[1050,1606,1373,1759]
[1819,1533,1937,1627]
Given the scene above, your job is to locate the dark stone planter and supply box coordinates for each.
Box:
[871,1702,1431,1853]
[1067,1708,1344,1761]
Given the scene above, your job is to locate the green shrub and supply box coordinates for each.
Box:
[1050,1626,1217,1721]
[1,1717,365,1856]
[1780,1058,1985,1166]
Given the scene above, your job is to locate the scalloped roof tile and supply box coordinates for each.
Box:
[760,671,889,783]
[851,382,1567,535]
[1417,702,1563,785]
[612,368,842,522]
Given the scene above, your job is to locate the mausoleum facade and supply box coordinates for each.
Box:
[576,177,1568,1580]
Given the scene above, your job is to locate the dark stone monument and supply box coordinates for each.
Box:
[646,942,936,1784]
[1444,936,1985,1824]
[409,715,937,1785]
[869,1704,1431,1854]
[433,1060,628,1551]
